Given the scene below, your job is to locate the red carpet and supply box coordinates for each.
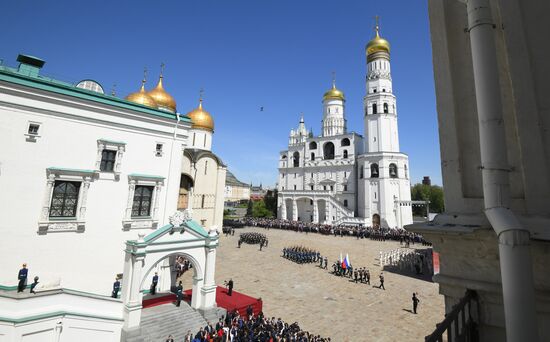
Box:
[184,286,263,317]
[142,293,177,309]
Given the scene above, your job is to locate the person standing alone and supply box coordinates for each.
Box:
[378,272,385,290]
[227,278,234,296]
[412,293,420,314]
[17,263,28,293]
[151,272,159,295]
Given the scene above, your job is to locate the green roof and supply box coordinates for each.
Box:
[0,62,192,123]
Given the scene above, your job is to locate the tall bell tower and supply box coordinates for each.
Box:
[364,18,400,153]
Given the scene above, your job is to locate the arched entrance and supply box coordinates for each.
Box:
[284,198,293,221]
[372,213,381,229]
[317,199,327,224]
[178,174,194,210]
[295,197,314,223]
[121,211,218,332]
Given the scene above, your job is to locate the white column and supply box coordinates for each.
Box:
[280,198,287,220]
[95,143,105,170]
[292,199,298,221]
[123,254,144,330]
[313,200,319,223]
[77,178,91,221]
[152,182,162,220]
[201,245,217,309]
[324,200,330,224]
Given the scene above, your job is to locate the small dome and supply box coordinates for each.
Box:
[125,81,158,108]
[366,26,390,56]
[148,75,176,113]
[186,100,214,132]
[323,83,345,102]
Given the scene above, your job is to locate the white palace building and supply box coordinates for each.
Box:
[277,24,413,229]
[0,54,225,341]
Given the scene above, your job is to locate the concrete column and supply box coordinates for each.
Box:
[292,199,298,221]
[191,276,204,310]
[325,200,330,224]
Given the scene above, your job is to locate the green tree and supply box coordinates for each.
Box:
[411,183,445,216]
[245,199,253,217]
[263,189,278,217]
[252,200,273,218]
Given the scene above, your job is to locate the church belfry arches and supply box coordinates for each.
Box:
[323,142,335,160]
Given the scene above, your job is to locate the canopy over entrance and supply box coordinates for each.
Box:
[121,210,218,332]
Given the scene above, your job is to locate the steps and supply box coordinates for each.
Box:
[125,302,208,342]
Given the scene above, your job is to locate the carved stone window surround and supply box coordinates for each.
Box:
[96,139,126,180]
[38,168,96,234]
[122,174,165,231]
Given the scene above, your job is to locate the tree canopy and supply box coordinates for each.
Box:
[410,183,444,216]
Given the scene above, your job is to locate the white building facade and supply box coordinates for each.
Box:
[277,26,413,228]
[0,55,224,341]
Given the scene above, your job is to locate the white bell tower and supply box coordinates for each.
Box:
[364,21,400,153]
[322,76,346,137]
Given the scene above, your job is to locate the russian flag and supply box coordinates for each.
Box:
[344,254,351,268]
[340,252,346,269]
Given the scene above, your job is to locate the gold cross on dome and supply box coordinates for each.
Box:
[160,62,165,77]
[374,15,380,35]
[199,88,204,101]
[332,71,336,87]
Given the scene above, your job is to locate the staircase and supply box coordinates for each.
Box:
[125,303,208,342]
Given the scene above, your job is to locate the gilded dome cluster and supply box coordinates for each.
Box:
[125,69,177,113]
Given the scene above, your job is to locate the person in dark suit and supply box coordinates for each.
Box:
[227,279,234,296]
[165,334,174,342]
[30,276,39,294]
[412,293,420,314]
[151,272,159,295]
[176,281,183,307]
[378,273,385,290]
[112,278,121,298]
[17,263,28,293]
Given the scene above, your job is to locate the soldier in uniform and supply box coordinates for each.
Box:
[378,272,385,290]
[412,293,420,314]
[17,263,28,293]
[366,269,371,285]
[176,281,183,307]
[112,277,121,298]
[30,276,39,294]
[151,272,159,295]
[227,278,234,296]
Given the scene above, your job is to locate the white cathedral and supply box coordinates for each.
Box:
[277,25,413,229]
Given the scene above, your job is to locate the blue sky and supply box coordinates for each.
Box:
[0,0,442,186]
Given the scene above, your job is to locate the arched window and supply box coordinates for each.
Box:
[282,155,287,160]
[389,163,398,178]
[311,152,315,161]
[344,199,348,207]
[383,103,389,113]
[343,150,348,159]
[360,167,364,179]
[309,141,317,150]
[404,164,408,179]
[293,152,300,167]
[50,181,80,217]
[372,103,377,114]
[370,163,379,178]
[341,138,351,146]
[323,142,335,160]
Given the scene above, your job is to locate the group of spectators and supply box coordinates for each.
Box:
[282,246,323,265]
[171,309,330,342]
[238,232,268,250]
[175,256,192,278]
[241,218,431,246]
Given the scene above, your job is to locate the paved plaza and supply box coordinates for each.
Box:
[214,227,445,341]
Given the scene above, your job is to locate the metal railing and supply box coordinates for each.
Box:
[425,290,479,342]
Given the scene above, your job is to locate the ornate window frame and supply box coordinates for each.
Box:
[38,168,96,234]
[96,139,126,180]
[122,174,164,230]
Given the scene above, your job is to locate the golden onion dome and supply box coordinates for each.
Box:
[366,25,390,56]
[125,81,158,108]
[186,99,214,132]
[323,82,345,102]
[148,75,177,113]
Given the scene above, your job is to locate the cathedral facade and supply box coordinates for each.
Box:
[277,25,413,229]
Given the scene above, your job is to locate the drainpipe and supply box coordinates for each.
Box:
[162,112,181,222]
[466,0,539,341]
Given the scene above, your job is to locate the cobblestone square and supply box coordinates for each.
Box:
[214,227,444,341]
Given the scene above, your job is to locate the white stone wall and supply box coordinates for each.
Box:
[0,80,189,296]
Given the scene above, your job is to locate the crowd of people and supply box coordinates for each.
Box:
[282,246,323,265]
[170,309,330,342]
[241,218,431,246]
[175,256,193,278]
[238,232,269,250]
